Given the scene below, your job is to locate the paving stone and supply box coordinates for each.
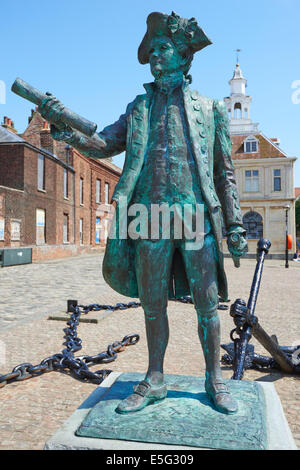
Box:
[0,254,299,449]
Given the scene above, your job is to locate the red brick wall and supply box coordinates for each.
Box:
[0,144,24,190]
[0,187,25,247]
[22,145,75,246]
[0,111,122,260]
[21,111,43,149]
[40,129,56,155]
[72,149,92,246]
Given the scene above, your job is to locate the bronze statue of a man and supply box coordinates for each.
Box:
[39,11,248,415]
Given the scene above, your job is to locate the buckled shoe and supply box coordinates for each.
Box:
[205,379,238,414]
[116,380,167,414]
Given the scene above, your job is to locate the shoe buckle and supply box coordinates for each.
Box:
[213,382,230,394]
[133,380,151,397]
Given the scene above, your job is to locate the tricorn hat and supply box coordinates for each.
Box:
[138,11,212,64]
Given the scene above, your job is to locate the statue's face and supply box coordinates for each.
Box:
[149,35,184,79]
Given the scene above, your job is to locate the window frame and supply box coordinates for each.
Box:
[37,154,45,191]
[64,168,68,199]
[243,211,263,240]
[80,177,84,206]
[63,213,69,243]
[243,136,259,154]
[79,218,83,245]
[95,216,101,244]
[11,219,21,241]
[104,182,109,205]
[273,169,282,192]
[245,169,259,193]
[36,209,46,245]
[96,179,101,204]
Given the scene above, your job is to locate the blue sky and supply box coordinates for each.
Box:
[1,0,300,186]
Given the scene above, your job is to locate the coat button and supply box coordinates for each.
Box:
[193,104,201,111]
[199,124,206,138]
[196,117,203,124]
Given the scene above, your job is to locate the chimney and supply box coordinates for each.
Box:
[271,138,281,147]
[1,116,17,134]
[28,108,36,124]
[40,120,56,155]
[41,121,50,131]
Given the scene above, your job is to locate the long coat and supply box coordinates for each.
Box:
[69,83,243,302]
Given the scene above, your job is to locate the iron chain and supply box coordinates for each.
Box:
[0,301,141,388]
[0,296,228,389]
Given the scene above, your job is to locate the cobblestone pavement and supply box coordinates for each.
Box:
[0,253,299,450]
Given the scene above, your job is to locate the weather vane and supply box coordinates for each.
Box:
[236,48,241,65]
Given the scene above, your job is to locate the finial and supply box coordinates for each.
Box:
[235,48,241,65]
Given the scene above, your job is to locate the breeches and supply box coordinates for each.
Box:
[134,233,219,318]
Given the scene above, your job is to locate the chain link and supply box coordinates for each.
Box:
[0,301,141,388]
[0,296,228,389]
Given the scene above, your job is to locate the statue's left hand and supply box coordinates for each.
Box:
[227,226,248,267]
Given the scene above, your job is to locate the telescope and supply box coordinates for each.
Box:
[11,78,97,137]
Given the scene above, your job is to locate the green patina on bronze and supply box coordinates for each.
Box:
[76,372,268,450]
[36,11,249,416]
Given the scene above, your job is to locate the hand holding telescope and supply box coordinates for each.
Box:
[11,78,97,137]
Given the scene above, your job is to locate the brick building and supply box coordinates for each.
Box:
[223,64,297,257]
[0,111,121,262]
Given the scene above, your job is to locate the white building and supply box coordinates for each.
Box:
[223,63,297,257]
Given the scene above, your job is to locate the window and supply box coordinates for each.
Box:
[63,214,69,243]
[96,179,101,203]
[244,137,258,153]
[243,211,263,239]
[245,170,259,192]
[36,209,46,245]
[37,154,45,190]
[79,218,83,245]
[11,220,21,241]
[80,178,84,205]
[0,218,4,241]
[105,182,109,204]
[95,216,101,244]
[273,169,281,191]
[64,169,68,199]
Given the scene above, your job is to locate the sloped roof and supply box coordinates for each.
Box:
[231,133,287,160]
[295,188,300,200]
[0,125,25,143]
[99,158,122,174]
[21,111,122,174]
